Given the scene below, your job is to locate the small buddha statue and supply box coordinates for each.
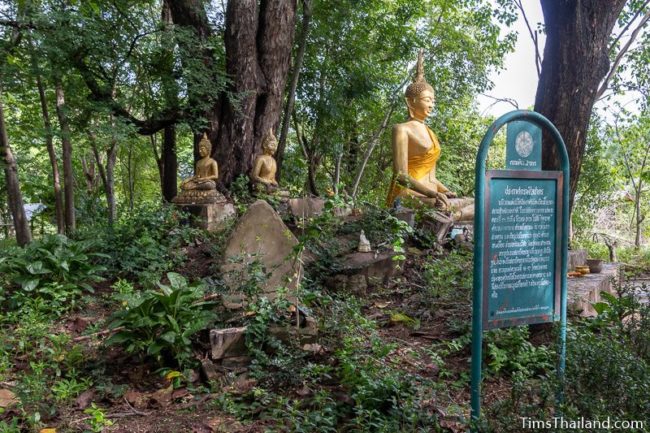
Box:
[386,50,473,222]
[358,230,371,253]
[251,128,280,194]
[173,133,224,204]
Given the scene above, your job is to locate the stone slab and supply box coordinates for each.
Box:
[567,263,621,317]
[289,197,325,220]
[393,208,416,228]
[326,251,403,294]
[210,327,248,360]
[178,202,235,232]
[222,200,301,298]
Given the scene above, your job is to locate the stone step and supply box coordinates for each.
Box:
[567,263,621,317]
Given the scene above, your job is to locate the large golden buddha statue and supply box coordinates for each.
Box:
[251,128,280,193]
[173,133,224,204]
[387,50,473,222]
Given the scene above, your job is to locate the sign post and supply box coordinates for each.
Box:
[470,110,569,429]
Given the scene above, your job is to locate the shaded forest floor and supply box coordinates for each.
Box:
[0,247,552,433]
[1,205,649,433]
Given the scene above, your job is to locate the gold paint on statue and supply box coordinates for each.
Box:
[251,128,280,193]
[387,50,473,222]
[173,133,224,204]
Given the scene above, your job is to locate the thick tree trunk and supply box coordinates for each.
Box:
[162,125,177,202]
[169,0,297,187]
[35,71,65,234]
[535,0,627,211]
[0,86,31,246]
[277,0,312,181]
[55,81,76,233]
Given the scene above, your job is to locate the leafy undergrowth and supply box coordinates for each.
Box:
[1,204,649,432]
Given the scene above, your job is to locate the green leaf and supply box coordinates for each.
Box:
[26,261,50,275]
[167,272,186,289]
[592,302,609,315]
[22,279,40,292]
[160,331,176,344]
[600,292,617,304]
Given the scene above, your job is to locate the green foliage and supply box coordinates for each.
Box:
[87,204,204,286]
[51,376,92,402]
[422,250,472,298]
[83,403,114,432]
[484,327,553,379]
[107,272,217,368]
[487,282,650,432]
[0,234,106,311]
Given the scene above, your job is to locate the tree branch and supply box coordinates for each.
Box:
[71,51,182,135]
[609,0,650,53]
[514,0,542,77]
[597,7,650,99]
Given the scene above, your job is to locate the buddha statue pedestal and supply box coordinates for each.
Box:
[175,200,236,232]
[173,189,235,232]
[172,132,236,231]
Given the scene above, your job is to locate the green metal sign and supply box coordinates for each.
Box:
[484,171,563,329]
[506,121,542,170]
[471,111,569,430]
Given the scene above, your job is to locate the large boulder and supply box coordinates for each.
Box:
[221,200,301,301]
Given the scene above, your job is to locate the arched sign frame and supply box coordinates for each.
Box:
[470,110,570,427]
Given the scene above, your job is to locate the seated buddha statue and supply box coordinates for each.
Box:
[387,50,473,223]
[172,133,224,204]
[251,128,280,193]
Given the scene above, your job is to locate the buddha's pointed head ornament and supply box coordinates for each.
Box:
[405,49,434,100]
[199,132,212,154]
[262,128,278,154]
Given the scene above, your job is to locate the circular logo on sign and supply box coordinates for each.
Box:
[515,131,534,158]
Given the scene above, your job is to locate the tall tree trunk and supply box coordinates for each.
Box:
[162,125,177,202]
[127,141,135,211]
[80,153,97,193]
[0,198,9,239]
[89,130,118,225]
[634,187,643,248]
[0,86,31,246]
[35,72,65,234]
[55,80,76,233]
[535,0,627,211]
[105,140,117,225]
[168,0,297,186]
[277,0,312,181]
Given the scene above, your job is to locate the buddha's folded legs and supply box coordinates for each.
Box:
[448,198,474,222]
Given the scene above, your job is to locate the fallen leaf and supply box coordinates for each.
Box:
[296,385,311,397]
[71,317,89,333]
[150,385,173,407]
[75,389,95,410]
[172,388,190,400]
[390,312,420,329]
[302,343,324,354]
[230,377,257,395]
[39,429,57,433]
[374,301,391,309]
[165,370,182,381]
[0,389,18,408]
[124,389,149,410]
